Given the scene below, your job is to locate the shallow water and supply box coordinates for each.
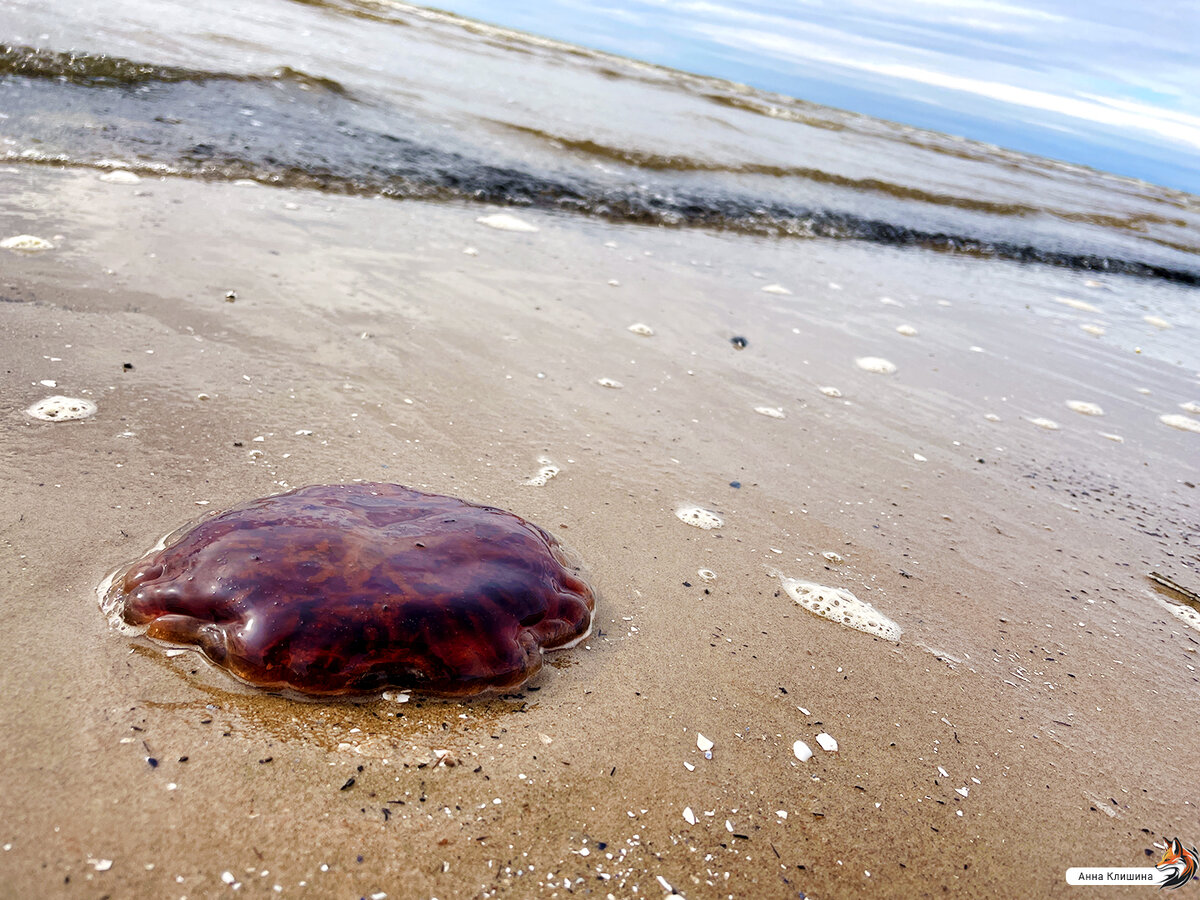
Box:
[2,0,1199,298]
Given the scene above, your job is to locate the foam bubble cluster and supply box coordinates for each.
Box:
[2,234,54,252]
[627,323,654,337]
[26,395,97,421]
[524,456,560,486]
[1028,417,1060,430]
[754,406,785,419]
[769,569,901,642]
[1066,401,1104,416]
[675,506,723,530]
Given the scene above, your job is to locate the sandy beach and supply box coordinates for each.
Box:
[1,163,1197,898]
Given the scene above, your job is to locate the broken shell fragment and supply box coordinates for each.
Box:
[816,733,838,752]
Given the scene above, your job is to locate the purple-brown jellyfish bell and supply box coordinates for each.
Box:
[99,484,596,698]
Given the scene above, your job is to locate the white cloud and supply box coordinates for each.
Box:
[691,24,1200,152]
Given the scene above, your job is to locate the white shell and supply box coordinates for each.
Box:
[855,356,897,375]
[475,213,539,233]
[1028,417,1060,430]
[99,169,141,184]
[1160,414,1200,433]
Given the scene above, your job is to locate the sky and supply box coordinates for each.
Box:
[420,0,1200,194]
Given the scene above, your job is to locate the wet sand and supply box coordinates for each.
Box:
[1,165,1198,898]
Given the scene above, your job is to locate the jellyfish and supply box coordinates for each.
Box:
[100,484,595,697]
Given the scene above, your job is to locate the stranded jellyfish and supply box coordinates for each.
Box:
[100,484,595,697]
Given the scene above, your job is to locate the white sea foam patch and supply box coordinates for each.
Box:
[1066,400,1104,416]
[855,356,897,374]
[627,322,654,336]
[761,283,791,295]
[754,406,785,419]
[675,506,723,529]
[26,395,97,421]
[596,377,623,389]
[475,213,539,233]
[1080,323,1105,336]
[2,234,54,251]
[1160,414,1200,434]
[1099,432,1125,443]
[1143,315,1171,329]
[767,567,901,642]
[1028,416,1060,430]
[1180,401,1200,415]
[1159,598,1200,633]
[1054,296,1101,313]
[523,456,560,486]
[895,324,918,337]
[818,386,842,398]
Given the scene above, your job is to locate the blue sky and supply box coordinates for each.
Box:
[422,0,1200,194]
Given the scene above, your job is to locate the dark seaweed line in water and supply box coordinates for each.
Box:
[0,44,349,94]
[495,122,1188,232]
[15,150,1198,286]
